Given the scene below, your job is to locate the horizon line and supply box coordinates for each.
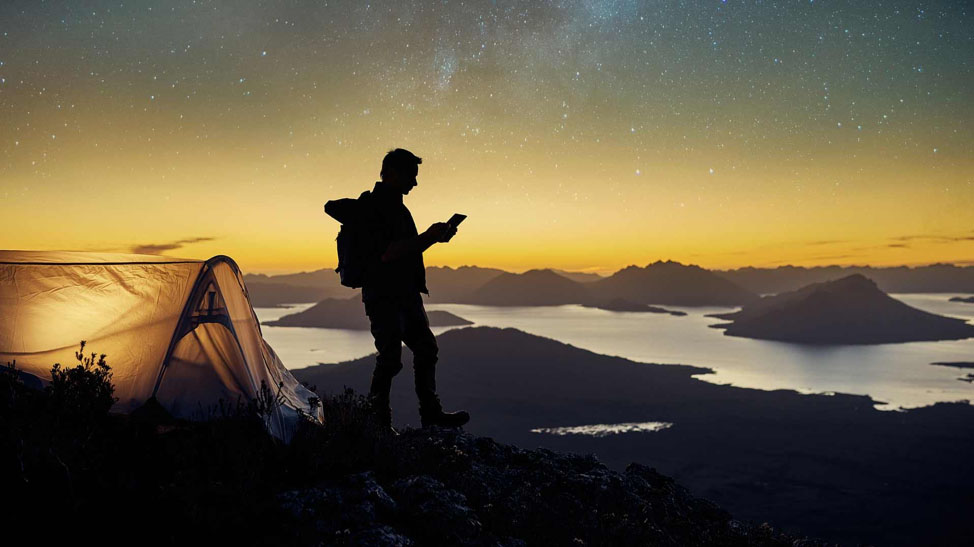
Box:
[244,258,974,277]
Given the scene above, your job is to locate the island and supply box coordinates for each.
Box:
[708,274,974,344]
[263,297,473,329]
[582,298,687,316]
[931,361,974,369]
[931,361,974,383]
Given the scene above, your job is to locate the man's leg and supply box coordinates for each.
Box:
[364,298,403,430]
[401,294,469,428]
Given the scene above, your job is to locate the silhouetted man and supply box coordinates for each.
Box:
[324,148,469,432]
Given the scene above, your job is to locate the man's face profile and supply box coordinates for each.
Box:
[386,165,419,195]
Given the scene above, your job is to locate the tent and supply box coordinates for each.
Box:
[0,250,322,440]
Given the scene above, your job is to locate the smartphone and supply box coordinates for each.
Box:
[442,214,466,242]
[447,214,467,228]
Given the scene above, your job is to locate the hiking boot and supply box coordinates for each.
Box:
[368,396,399,435]
[369,374,399,435]
[419,395,470,428]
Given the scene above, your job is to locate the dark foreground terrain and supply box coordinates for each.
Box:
[0,356,811,546]
[295,327,974,546]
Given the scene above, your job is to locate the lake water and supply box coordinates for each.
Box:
[530,422,674,437]
[255,294,974,410]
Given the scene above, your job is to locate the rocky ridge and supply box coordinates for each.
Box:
[277,426,818,546]
[1,355,817,546]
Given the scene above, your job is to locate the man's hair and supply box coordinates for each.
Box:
[381,148,422,179]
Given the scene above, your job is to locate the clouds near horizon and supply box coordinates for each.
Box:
[130,237,215,256]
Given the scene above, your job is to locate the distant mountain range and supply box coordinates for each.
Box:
[462,269,592,306]
[425,266,507,303]
[440,262,758,307]
[263,297,472,329]
[244,269,347,307]
[709,274,974,344]
[243,261,974,308]
[717,264,974,295]
[589,260,758,307]
[245,268,344,288]
[244,282,342,308]
[550,269,605,283]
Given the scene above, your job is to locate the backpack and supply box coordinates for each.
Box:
[330,192,380,289]
[335,225,367,288]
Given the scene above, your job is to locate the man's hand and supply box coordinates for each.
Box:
[383,222,455,262]
[442,224,458,242]
[425,222,456,243]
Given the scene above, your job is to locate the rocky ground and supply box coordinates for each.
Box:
[278,426,820,546]
[1,354,822,546]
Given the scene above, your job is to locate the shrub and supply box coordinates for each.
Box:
[249,379,286,418]
[288,387,393,478]
[0,342,117,509]
[45,340,117,428]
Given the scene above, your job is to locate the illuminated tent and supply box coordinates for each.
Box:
[0,251,321,440]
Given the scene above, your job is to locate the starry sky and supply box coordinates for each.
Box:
[2,0,972,274]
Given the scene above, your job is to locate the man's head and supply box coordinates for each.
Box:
[380,148,422,195]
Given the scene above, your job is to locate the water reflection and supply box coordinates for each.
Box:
[254,294,974,410]
[255,303,454,369]
[532,421,674,437]
[426,294,974,410]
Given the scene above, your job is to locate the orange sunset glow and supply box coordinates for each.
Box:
[2,2,972,274]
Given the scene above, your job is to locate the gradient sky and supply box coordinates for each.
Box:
[2,0,972,274]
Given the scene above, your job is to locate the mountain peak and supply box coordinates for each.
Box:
[829,273,876,288]
[645,260,708,272]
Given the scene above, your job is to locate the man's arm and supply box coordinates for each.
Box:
[381,223,456,262]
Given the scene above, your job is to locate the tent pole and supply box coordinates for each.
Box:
[151,260,214,397]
